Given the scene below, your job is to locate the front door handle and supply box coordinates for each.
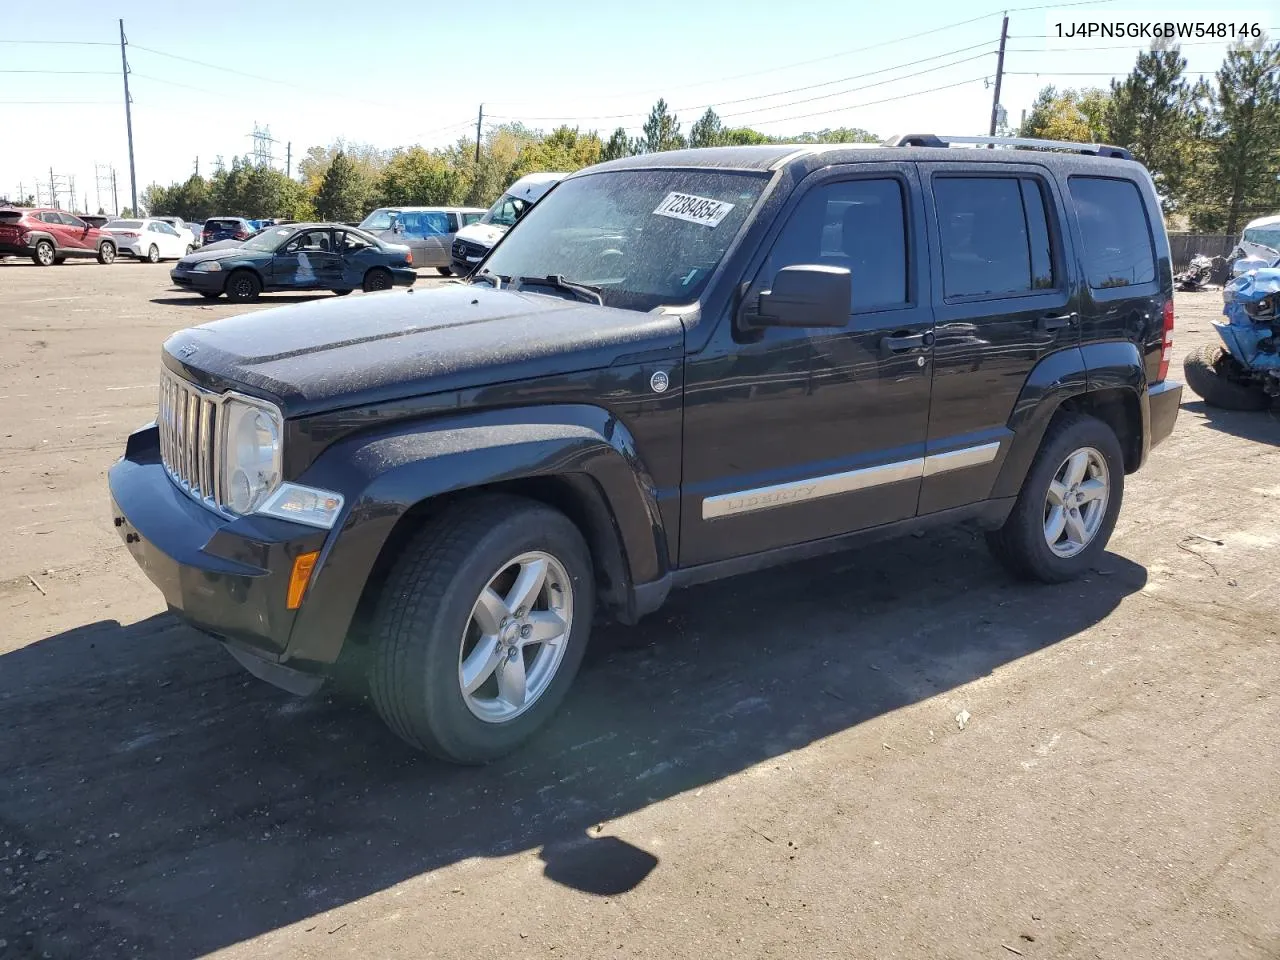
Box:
[880,331,932,352]
[1038,312,1078,332]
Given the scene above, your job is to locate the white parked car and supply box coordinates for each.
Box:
[154,215,199,249]
[102,218,196,263]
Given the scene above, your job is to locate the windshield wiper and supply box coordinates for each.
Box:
[512,274,604,305]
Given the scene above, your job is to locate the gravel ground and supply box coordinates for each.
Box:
[0,260,1277,960]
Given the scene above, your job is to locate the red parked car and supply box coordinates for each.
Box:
[0,207,118,265]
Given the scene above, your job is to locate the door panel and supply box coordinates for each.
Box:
[61,213,91,250]
[917,163,1080,515]
[680,164,935,567]
[39,212,70,250]
[273,229,340,288]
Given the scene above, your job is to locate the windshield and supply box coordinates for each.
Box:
[242,226,295,252]
[477,169,768,312]
[359,209,399,232]
[480,193,531,228]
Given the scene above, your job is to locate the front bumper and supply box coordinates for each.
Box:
[1148,379,1182,450]
[109,425,331,690]
[170,267,224,292]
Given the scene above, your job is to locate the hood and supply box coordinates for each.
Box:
[456,222,505,248]
[162,285,685,417]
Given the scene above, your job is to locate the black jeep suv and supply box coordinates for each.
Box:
[109,135,1182,764]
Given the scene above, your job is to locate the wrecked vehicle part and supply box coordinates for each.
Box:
[1186,269,1280,409]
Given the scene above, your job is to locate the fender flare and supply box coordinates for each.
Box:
[991,341,1147,499]
[284,404,669,666]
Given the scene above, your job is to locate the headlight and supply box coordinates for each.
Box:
[221,396,281,514]
[194,261,222,272]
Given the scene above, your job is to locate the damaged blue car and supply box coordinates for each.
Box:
[1184,268,1280,410]
[171,223,415,302]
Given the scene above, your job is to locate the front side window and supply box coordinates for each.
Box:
[1068,176,1156,289]
[479,169,768,312]
[60,213,86,228]
[763,178,909,313]
[934,176,1057,300]
[339,230,373,253]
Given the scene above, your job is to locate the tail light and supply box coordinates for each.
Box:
[404,250,413,265]
[234,230,248,240]
[1157,298,1174,382]
[116,231,139,238]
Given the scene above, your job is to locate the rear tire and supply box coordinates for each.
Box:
[146,244,160,264]
[362,267,393,292]
[53,256,67,265]
[1184,345,1270,411]
[97,241,116,265]
[199,292,221,300]
[986,412,1125,583]
[224,270,261,302]
[436,267,451,276]
[367,495,594,764]
[333,289,353,296]
[32,240,55,266]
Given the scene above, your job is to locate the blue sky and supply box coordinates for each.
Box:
[2,0,1272,211]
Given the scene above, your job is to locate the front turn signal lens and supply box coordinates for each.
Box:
[287,551,319,610]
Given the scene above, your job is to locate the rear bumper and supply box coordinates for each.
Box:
[1147,379,1182,451]
[108,425,330,689]
[0,240,34,255]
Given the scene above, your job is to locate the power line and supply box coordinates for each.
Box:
[0,69,116,74]
[0,39,114,45]
[0,99,116,104]
[745,75,991,128]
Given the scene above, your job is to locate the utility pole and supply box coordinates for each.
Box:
[286,142,292,178]
[475,104,484,165]
[119,19,138,215]
[988,12,1009,139]
[111,167,119,216]
[194,156,199,177]
[49,167,57,209]
[69,175,76,213]
[18,182,24,207]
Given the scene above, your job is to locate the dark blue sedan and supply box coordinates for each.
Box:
[170,223,416,302]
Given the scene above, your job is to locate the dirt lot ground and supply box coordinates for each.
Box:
[0,260,1277,960]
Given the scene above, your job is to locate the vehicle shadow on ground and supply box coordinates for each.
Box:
[0,529,1147,959]
[1181,398,1280,445]
[149,294,342,307]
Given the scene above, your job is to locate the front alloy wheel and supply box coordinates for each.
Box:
[1043,447,1109,558]
[459,551,573,723]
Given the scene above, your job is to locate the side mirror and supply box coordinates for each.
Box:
[748,264,850,329]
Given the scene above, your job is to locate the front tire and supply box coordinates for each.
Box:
[224,270,261,302]
[1184,345,1270,411]
[97,241,116,265]
[32,240,55,266]
[367,495,595,764]
[332,289,353,296]
[986,412,1125,583]
[199,291,221,300]
[362,267,393,292]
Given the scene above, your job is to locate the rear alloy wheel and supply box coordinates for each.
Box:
[1183,345,1270,411]
[224,270,261,303]
[362,267,393,292]
[146,244,160,264]
[986,412,1124,583]
[32,240,55,266]
[367,495,594,764]
[97,241,116,265]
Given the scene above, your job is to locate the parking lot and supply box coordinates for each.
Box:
[1,260,1277,959]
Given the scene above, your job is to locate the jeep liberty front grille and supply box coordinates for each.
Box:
[157,367,224,512]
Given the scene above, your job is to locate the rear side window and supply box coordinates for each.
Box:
[764,178,908,312]
[1068,176,1156,289]
[934,176,1057,299]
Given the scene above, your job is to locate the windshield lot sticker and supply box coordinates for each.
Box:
[653,192,735,228]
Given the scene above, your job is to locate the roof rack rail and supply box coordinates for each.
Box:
[882,133,1132,161]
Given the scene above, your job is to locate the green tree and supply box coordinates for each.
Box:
[1106,46,1200,210]
[1190,40,1280,233]
[448,122,542,206]
[633,98,685,154]
[510,126,603,178]
[789,127,879,144]
[689,108,724,147]
[601,127,633,161]
[312,151,370,222]
[1020,86,1111,142]
[721,127,774,145]
[377,147,467,206]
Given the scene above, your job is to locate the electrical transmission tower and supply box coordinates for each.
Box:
[95,163,115,215]
[249,122,277,167]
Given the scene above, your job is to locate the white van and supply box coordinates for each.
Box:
[448,171,567,275]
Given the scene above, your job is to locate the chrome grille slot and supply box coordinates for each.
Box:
[157,368,225,514]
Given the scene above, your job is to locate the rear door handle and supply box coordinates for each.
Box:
[1038,312,1078,332]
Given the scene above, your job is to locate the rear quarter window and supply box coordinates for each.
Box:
[1068,176,1156,289]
